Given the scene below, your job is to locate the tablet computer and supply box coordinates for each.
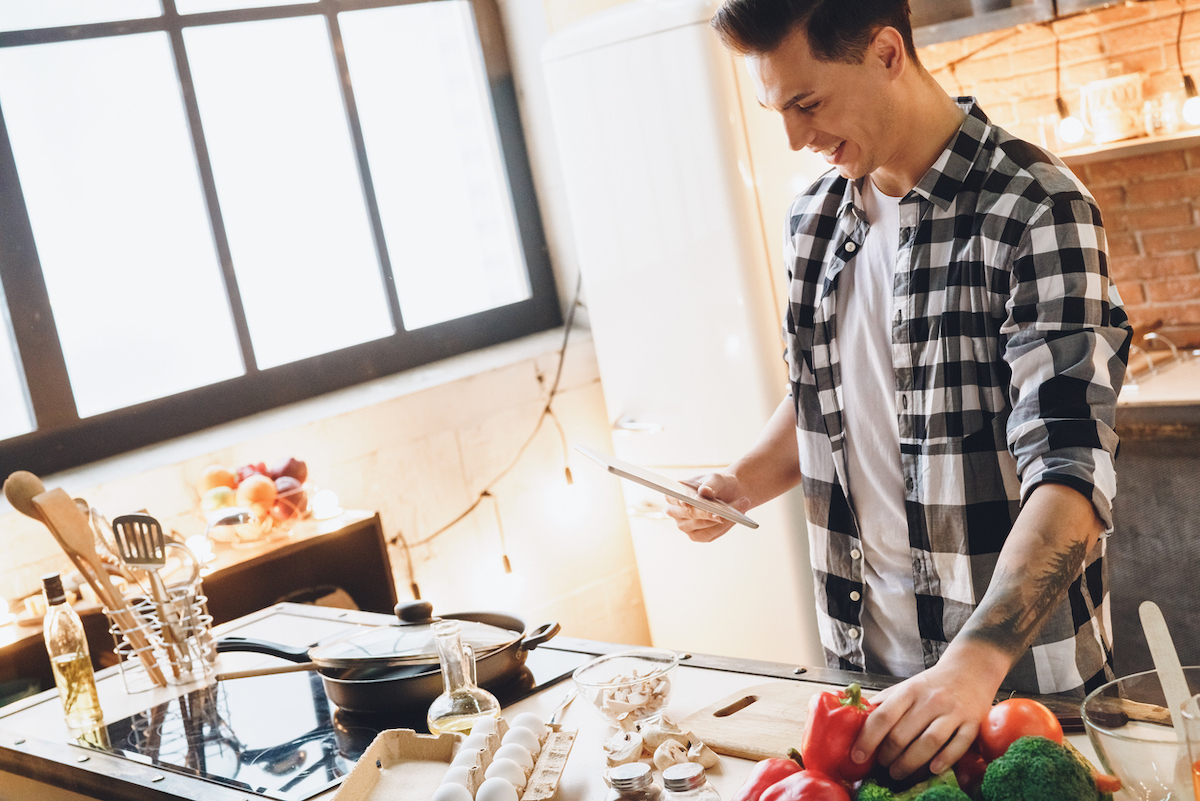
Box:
[574,444,759,529]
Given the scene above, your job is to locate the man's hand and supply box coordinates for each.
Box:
[852,643,1007,779]
[663,472,751,542]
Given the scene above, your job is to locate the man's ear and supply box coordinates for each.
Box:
[870,26,907,77]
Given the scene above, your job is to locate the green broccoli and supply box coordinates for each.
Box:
[855,769,964,801]
[979,736,1098,801]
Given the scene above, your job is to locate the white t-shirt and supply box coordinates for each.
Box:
[835,177,925,678]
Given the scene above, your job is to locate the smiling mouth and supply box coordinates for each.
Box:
[814,141,844,162]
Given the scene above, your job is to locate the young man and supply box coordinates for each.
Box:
[665,0,1131,780]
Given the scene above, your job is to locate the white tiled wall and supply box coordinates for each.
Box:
[0,330,653,646]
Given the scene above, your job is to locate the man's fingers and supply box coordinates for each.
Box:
[928,725,977,776]
[885,715,961,779]
[852,690,912,764]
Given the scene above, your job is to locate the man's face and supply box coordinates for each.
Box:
[746,25,897,182]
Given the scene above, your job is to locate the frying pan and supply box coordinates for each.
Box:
[215,604,559,716]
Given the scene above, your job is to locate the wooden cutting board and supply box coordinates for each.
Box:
[679,680,859,761]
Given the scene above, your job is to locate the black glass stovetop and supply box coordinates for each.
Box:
[79,646,590,801]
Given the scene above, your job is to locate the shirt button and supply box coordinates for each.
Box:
[901,395,909,409]
[850,548,861,560]
[895,310,902,324]
[845,241,857,252]
[905,477,914,491]
[850,591,861,602]
[848,627,860,639]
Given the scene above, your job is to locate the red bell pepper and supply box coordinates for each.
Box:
[800,682,878,785]
[731,751,804,801]
[953,740,988,796]
[758,770,851,801]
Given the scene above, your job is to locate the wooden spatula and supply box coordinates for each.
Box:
[3,471,166,687]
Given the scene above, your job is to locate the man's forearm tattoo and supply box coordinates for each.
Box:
[960,538,1089,656]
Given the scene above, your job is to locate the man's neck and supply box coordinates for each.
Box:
[871,75,967,198]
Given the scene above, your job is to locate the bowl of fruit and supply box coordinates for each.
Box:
[197,457,310,543]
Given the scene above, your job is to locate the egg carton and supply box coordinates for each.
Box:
[333,717,575,801]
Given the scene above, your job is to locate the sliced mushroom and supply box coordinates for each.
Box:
[687,740,719,769]
[653,740,689,772]
[638,717,689,752]
[603,730,644,767]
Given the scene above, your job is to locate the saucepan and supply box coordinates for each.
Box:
[215,601,559,716]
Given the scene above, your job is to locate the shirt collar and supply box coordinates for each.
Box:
[835,98,991,220]
[910,98,991,211]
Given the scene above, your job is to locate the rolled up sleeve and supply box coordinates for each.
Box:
[1001,194,1132,530]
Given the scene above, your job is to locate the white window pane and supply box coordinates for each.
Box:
[0,0,161,32]
[340,3,530,330]
[0,34,244,418]
[175,0,315,14]
[184,17,394,368]
[0,299,33,440]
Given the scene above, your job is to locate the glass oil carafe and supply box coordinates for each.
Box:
[426,619,501,735]
[42,573,104,732]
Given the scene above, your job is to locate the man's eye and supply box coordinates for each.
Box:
[799,102,819,113]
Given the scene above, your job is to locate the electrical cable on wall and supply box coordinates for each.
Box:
[388,270,586,599]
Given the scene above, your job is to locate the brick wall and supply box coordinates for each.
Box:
[920,0,1200,346]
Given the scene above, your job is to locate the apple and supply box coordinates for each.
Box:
[201,485,236,512]
[235,462,268,486]
[269,457,308,485]
[272,476,308,521]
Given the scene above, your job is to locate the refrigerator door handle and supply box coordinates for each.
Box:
[613,415,663,434]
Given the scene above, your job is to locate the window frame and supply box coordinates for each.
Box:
[0,0,560,478]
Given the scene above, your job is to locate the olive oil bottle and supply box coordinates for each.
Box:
[42,573,103,731]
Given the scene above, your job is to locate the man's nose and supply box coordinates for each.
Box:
[782,113,814,152]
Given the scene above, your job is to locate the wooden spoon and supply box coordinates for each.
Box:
[1138,600,1192,797]
[4,471,166,687]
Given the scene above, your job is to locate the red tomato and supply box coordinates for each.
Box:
[977,698,1063,761]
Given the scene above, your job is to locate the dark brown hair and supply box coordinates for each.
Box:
[711,0,918,64]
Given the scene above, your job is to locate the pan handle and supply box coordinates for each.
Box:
[215,636,312,663]
[521,622,561,651]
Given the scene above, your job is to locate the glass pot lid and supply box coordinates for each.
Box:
[307,616,520,670]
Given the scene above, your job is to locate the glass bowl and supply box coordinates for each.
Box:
[572,647,678,728]
[1081,666,1200,800]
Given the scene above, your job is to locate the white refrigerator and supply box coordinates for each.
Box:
[542,0,829,666]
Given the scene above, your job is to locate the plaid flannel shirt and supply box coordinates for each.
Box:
[783,100,1131,695]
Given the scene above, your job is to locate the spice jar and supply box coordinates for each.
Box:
[605,762,663,801]
[662,762,720,801]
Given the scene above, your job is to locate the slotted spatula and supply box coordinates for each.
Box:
[111,514,191,675]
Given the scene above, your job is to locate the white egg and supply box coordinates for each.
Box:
[441,765,474,789]
[471,717,499,736]
[485,758,528,791]
[501,726,542,757]
[493,743,534,775]
[451,748,484,769]
[432,783,474,801]
[461,732,497,754]
[510,712,548,742]
[476,777,519,801]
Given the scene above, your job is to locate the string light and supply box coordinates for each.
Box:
[1176,0,1200,126]
[1051,21,1086,145]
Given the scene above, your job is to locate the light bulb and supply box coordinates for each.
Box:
[309,489,342,519]
[185,534,216,564]
[1058,115,1086,144]
[1184,94,1200,127]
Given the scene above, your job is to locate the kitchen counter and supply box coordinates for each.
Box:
[0,605,1107,801]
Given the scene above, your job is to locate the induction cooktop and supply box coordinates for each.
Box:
[77,608,591,801]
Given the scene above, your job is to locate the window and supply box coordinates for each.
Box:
[0,0,559,477]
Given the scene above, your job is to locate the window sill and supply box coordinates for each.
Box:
[34,327,588,496]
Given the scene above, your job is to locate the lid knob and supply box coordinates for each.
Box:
[395,600,435,624]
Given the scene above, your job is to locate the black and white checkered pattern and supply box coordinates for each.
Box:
[783,100,1131,695]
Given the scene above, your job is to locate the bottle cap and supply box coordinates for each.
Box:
[609,761,653,792]
[41,573,66,605]
[662,762,706,792]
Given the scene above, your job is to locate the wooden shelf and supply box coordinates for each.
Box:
[1058,128,1200,165]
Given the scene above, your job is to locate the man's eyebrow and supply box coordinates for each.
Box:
[759,91,814,111]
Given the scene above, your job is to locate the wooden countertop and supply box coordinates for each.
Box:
[0,611,1107,801]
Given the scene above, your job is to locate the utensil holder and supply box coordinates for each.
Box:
[105,575,215,693]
